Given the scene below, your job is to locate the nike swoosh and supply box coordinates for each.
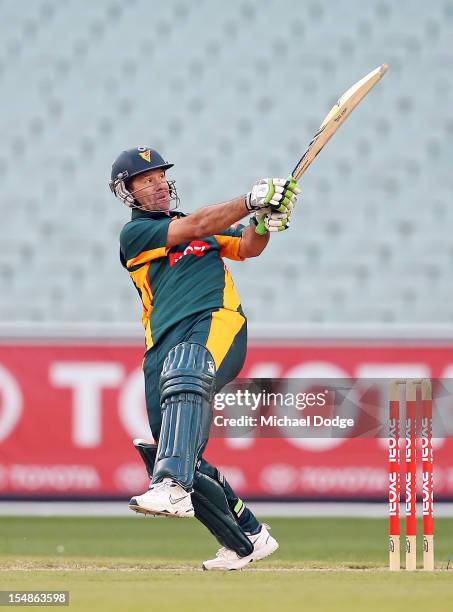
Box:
[169,495,187,504]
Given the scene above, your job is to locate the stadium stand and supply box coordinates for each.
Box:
[0,0,452,324]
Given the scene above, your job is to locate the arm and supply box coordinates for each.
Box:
[167,177,299,250]
[238,223,270,258]
[167,195,248,248]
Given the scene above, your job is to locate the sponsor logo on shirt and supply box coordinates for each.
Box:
[169,240,211,267]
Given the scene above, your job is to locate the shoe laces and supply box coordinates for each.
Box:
[149,480,170,492]
[215,547,239,561]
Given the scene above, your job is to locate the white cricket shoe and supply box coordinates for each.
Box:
[128,478,194,518]
[202,524,278,571]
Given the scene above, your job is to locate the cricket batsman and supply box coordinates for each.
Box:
[109,147,299,570]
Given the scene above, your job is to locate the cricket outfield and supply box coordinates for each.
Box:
[1,517,452,611]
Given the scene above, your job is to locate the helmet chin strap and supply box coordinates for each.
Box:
[116,178,180,212]
[129,198,178,213]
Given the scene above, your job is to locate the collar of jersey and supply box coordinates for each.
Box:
[131,209,184,220]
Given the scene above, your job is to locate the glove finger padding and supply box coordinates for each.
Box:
[266,224,290,232]
[267,219,288,228]
[264,198,296,231]
[270,194,298,213]
[267,212,290,220]
[285,176,301,194]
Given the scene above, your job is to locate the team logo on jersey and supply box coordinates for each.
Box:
[169,241,211,267]
[138,148,151,162]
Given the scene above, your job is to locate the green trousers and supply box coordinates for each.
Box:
[142,307,259,534]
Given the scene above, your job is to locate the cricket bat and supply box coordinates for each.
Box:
[255,64,389,235]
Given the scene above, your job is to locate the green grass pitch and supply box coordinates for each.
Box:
[1,516,452,611]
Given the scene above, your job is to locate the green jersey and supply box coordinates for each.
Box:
[119,209,246,351]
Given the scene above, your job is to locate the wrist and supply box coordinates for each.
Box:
[244,193,253,213]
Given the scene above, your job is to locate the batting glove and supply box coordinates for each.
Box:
[253,198,296,232]
[245,177,300,212]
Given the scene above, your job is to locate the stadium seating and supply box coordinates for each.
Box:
[0,0,452,324]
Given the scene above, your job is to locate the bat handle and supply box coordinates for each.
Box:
[255,218,267,235]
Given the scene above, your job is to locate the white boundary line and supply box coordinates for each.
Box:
[0,566,392,573]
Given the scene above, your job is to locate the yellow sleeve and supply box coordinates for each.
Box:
[214,235,245,261]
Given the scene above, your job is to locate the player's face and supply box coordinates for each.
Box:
[129,169,170,211]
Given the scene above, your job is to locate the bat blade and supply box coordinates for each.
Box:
[254,64,388,235]
[292,64,388,180]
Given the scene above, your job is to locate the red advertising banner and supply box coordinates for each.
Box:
[0,340,452,499]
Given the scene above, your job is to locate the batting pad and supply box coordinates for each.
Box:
[153,343,216,490]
